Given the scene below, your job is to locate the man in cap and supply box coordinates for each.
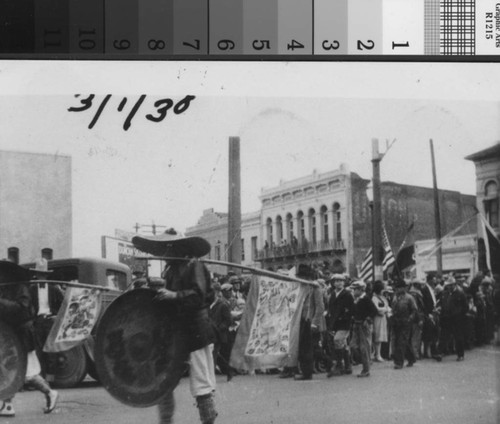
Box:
[326,273,354,377]
[132,229,217,424]
[391,278,418,369]
[349,280,378,377]
[209,283,234,382]
[434,275,468,362]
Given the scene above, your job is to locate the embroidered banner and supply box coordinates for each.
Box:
[43,287,102,353]
[230,274,308,371]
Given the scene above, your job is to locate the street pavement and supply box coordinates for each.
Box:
[5,345,500,424]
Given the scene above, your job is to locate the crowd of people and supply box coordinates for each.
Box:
[200,266,500,381]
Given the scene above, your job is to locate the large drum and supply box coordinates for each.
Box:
[0,320,27,400]
[94,289,190,407]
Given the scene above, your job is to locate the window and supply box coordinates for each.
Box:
[106,270,128,291]
[276,215,283,243]
[215,245,221,261]
[485,181,499,228]
[286,213,294,240]
[41,248,53,261]
[320,205,329,242]
[266,218,273,246]
[241,238,245,261]
[297,211,305,243]
[333,203,342,242]
[309,208,316,244]
[251,236,258,260]
[7,247,19,264]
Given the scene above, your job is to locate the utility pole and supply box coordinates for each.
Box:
[430,139,443,276]
[228,137,242,271]
[371,139,384,281]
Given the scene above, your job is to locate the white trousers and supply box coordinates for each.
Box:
[189,344,216,398]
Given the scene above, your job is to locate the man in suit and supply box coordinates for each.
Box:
[434,276,468,362]
[326,274,354,377]
[294,265,324,381]
[210,283,234,381]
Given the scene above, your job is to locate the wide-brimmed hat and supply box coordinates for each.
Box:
[443,276,457,287]
[327,273,346,283]
[393,279,407,289]
[221,283,233,291]
[29,258,53,274]
[350,280,366,290]
[132,228,211,258]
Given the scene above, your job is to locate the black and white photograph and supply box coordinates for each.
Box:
[0,61,499,424]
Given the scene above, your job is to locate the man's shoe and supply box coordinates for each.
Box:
[294,374,312,381]
[44,390,59,414]
[0,401,15,417]
[406,361,415,367]
[394,364,403,370]
[432,355,442,362]
[279,372,294,379]
[357,371,370,378]
[456,356,464,362]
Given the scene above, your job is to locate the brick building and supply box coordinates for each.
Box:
[186,164,476,278]
[465,142,500,275]
[0,150,72,263]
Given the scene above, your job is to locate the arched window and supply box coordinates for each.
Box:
[485,180,499,227]
[286,213,294,242]
[266,217,274,246]
[297,211,305,244]
[320,205,329,242]
[276,215,283,244]
[7,247,19,264]
[41,248,53,261]
[309,208,317,244]
[333,203,342,242]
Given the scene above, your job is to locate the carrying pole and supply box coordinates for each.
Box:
[133,256,319,287]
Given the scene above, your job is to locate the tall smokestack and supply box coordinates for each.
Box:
[228,136,242,268]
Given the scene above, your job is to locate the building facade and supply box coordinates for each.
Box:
[0,150,72,263]
[465,142,500,275]
[186,165,476,278]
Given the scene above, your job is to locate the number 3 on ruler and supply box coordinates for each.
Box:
[322,40,340,50]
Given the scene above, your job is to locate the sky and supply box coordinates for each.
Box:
[0,61,499,257]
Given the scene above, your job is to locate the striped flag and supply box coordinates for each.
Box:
[382,225,396,270]
[359,248,373,282]
[359,224,395,282]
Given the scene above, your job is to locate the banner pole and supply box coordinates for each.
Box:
[133,256,319,287]
[0,280,119,292]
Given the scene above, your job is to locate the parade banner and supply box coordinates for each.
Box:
[230,274,308,371]
[43,287,102,353]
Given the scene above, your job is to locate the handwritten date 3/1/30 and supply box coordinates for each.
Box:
[68,94,196,131]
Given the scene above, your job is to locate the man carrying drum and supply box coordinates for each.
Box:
[132,229,217,424]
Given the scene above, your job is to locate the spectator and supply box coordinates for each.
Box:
[294,264,324,381]
[371,280,391,362]
[326,274,354,378]
[210,283,235,381]
[434,276,468,362]
[350,280,377,377]
[391,279,418,369]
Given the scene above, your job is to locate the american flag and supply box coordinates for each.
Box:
[359,224,395,282]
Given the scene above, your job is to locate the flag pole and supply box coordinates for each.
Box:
[133,256,319,287]
[430,139,443,276]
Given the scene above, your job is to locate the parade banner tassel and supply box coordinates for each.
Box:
[43,287,102,353]
[229,274,308,372]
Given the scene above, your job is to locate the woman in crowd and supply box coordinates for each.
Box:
[371,280,391,362]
